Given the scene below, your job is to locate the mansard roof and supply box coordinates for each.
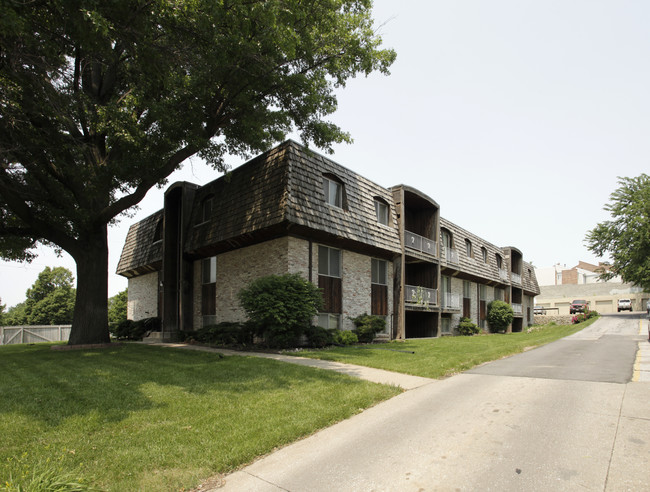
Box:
[116,210,163,277]
[521,261,541,296]
[118,140,403,275]
[439,217,507,285]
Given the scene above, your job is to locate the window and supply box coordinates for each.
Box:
[479,284,488,301]
[201,196,213,223]
[496,254,503,270]
[374,199,389,226]
[202,256,216,283]
[318,245,342,320]
[371,258,387,285]
[463,280,471,298]
[371,258,388,317]
[441,229,452,249]
[318,245,341,278]
[323,176,343,208]
[201,256,217,327]
[318,313,341,330]
[481,247,488,263]
[465,239,472,258]
[441,317,451,334]
[495,287,505,301]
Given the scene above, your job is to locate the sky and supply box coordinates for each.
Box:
[1,0,649,308]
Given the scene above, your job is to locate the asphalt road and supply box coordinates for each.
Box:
[467,313,642,383]
[215,314,650,491]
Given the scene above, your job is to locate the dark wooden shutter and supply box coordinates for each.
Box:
[463,298,471,318]
[202,283,216,316]
[479,300,486,321]
[371,284,388,316]
[319,276,342,313]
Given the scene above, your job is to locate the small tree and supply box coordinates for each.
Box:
[108,289,128,334]
[238,273,323,348]
[487,300,514,333]
[24,267,76,325]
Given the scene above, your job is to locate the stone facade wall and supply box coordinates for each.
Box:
[533,314,573,325]
[127,272,159,321]
[214,237,291,323]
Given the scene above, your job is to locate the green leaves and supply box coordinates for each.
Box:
[585,174,650,290]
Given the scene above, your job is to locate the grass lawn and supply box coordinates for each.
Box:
[0,343,401,491]
[294,319,599,379]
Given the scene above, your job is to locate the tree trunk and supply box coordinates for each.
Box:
[68,227,110,345]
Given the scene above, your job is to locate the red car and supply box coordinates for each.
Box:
[570,300,588,314]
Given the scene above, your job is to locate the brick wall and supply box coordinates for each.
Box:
[127,272,159,321]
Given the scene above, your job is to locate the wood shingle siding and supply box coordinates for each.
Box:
[116,210,163,277]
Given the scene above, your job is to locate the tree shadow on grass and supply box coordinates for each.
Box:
[0,343,365,427]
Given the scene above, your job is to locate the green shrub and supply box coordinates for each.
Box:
[336,330,359,345]
[305,325,334,348]
[238,273,323,348]
[487,300,514,333]
[457,317,480,336]
[194,322,253,345]
[350,313,386,343]
[110,317,158,340]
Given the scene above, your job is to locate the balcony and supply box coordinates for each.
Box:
[442,246,459,265]
[511,272,521,284]
[405,230,437,257]
[441,292,461,310]
[405,285,438,307]
[498,268,508,281]
[512,303,522,315]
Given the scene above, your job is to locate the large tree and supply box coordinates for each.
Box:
[585,174,650,290]
[0,0,395,344]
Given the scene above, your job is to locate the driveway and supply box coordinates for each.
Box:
[209,315,650,491]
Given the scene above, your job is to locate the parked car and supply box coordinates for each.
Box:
[533,305,546,315]
[647,299,650,315]
[617,298,632,312]
[569,300,588,314]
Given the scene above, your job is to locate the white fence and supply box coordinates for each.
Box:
[1,325,71,345]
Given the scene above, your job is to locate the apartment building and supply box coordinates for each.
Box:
[117,140,540,340]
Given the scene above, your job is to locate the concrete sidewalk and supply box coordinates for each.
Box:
[149,342,434,390]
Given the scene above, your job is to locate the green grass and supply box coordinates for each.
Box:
[295,319,599,379]
[0,343,401,492]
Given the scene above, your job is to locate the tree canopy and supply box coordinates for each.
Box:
[1,267,76,326]
[0,0,395,344]
[585,174,650,291]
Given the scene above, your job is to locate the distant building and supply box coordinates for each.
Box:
[535,261,647,314]
[535,261,619,287]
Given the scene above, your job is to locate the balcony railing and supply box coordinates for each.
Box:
[498,268,508,281]
[512,303,522,315]
[442,246,459,265]
[511,272,521,284]
[405,285,438,307]
[441,292,461,310]
[405,230,437,256]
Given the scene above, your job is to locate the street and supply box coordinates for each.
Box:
[216,314,650,491]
